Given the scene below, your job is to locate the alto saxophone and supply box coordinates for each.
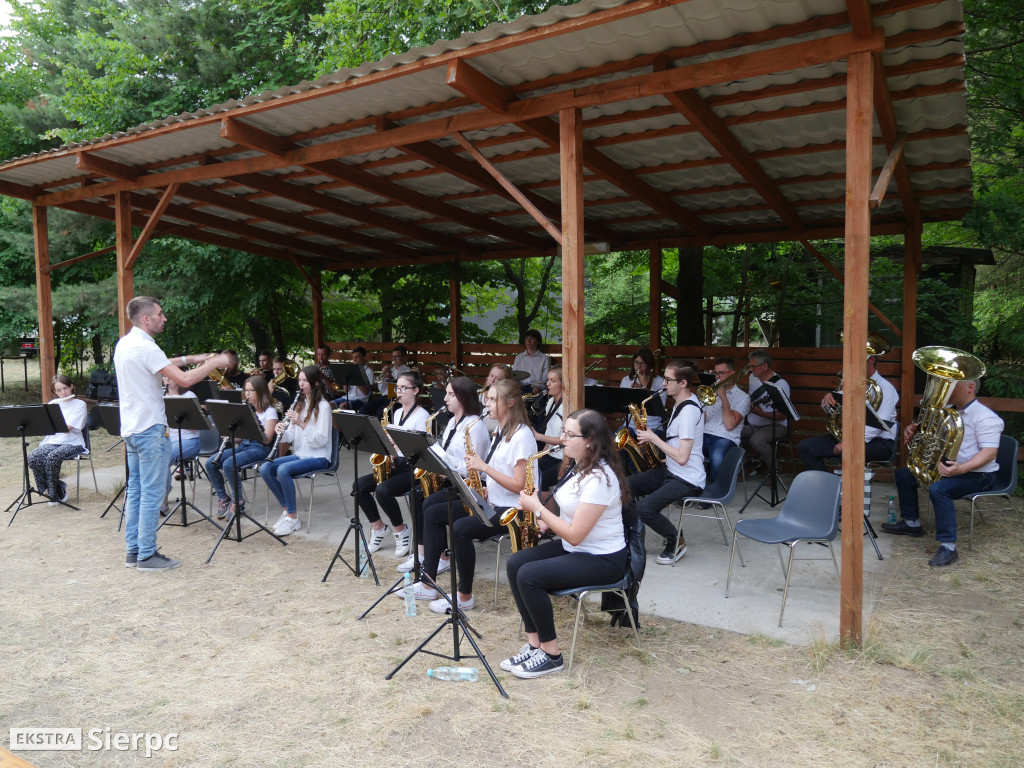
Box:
[464,419,486,500]
[414,406,448,496]
[499,446,556,552]
[370,399,398,483]
[615,388,665,472]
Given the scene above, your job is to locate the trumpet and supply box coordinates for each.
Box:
[696,364,751,407]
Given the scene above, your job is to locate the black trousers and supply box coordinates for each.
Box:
[420,488,468,580]
[626,465,702,542]
[797,434,895,472]
[352,460,419,527]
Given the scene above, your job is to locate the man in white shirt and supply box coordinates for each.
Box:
[883,378,1003,567]
[332,346,374,411]
[702,357,751,482]
[797,354,898,472]
[512,329,550,394]
[741,350,791,470]
[114,296,229,571]
[359,345,412,417]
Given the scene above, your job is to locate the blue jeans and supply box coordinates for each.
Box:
[260,455,330,513]
[206,440,269,501]
[125,424,172,559]
[702,434,736,483]
[894,467,997,543]
[165,435,201,497]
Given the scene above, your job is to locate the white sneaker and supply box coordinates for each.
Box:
[272,511,289,529]
[436,557,451,575]
[394,527,411,558]
[429,593,474,614]
[392,581,438,601]
[396,555,415,573]
[274,516,301,536]
[367,525,390,553]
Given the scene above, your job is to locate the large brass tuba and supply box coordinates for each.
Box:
[369,399,399,483]
[615,389,665,472]
[696,363,751,407]
[499,447,556,552]
[824,331,892,441]
[906,346,986,487]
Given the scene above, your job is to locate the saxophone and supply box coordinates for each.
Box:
[499,447,556,552]
[370,399,398,483]
[906,346,985,487]
[615,388,665,472]
[414,406,448,496]
[464,419,486,499]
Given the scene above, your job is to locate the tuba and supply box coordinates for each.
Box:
[696,363,751,407]
[615,388,665,472]
[499,447,556,552]
[906,346,986,487]
[414,406,448,496]
[824,331,892,441]
[369,399,398,483]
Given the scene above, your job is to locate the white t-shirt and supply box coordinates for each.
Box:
[282,399,332,461]
[539,397,563,460]
[113,325,172,436]
[956,399,1003,473]
[165,391,201,442]
[378,363,411,395]
[703,386,750,445]
[620,374,666,431]
[665,394,705,488]
[439,414,490,477]
[484,424,536,509]
[41,397,87,449]
[347,364,374,401]
[747,374,791,427]
[388,404,429,459]
[866,370,899,442]
[512,350,550,387]
[554,462,625,555]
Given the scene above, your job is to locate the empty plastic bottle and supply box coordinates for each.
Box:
[402,571,417,616]
[887,496,898,525]
[357,538,369,578]
[426,666,479,682]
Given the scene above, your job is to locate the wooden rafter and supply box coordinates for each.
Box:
[126,182,180,269]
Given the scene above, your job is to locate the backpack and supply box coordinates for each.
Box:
[601,508,646,629]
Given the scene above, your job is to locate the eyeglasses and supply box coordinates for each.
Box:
[395,385,415,392]
[561,430,582,440]
[714,370,732,377]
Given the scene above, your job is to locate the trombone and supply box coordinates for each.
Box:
[696,364,751,407]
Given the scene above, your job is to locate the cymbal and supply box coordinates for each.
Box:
[510,369,530,382]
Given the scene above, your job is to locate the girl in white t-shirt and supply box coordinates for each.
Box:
[28,375,88,505]
[500,408,630,678]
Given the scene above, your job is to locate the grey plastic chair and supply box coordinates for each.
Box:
[675,445,745,563]
[965,434,1020,550]
[725,470,842,627]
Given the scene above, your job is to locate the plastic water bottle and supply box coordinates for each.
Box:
[887,496,898,525]
[403,571,417,616]
[426,666,479,682]
[357,538,369,578]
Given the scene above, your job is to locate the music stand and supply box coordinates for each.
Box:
[200,400,288,563]
[329,362,370,394]
[94,404,129,527]
[321,411,393,585]
[3,404,78,525]
[383,443,507,697]
[160,396,221,532]
[738,381,801,511]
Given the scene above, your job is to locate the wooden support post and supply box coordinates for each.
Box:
[839,49,873,648]
[650,244,662,349]
[115,191,134,337]
[449,261,463,365]
[901,207,921,461]
[33,206,55,399]
[560,107,585,414]
[310,268,324,351]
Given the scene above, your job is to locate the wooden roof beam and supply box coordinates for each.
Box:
[126,182,180,270]
[871,56,917,213]
[76,152,141,181]
[870,132,906,210]
[222,117,291,157]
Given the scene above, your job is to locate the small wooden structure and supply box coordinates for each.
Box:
[0,0,975,645]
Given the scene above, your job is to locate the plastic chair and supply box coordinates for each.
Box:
[674,445,745,561]
[74,428,99,504]
[965,435,1020,550]
[293,429,346,532]
[725,470,842,627]
[549,515,645,673]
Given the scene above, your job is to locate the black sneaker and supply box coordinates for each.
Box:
[928,547,959,567]
[656,534,687,565]
[125,552,138,568]
[881,520,924,537]
[511,650,564,679]
[136,551,182,571]
[501,644,540,672]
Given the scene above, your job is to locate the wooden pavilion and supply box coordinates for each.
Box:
[0,0,974,644]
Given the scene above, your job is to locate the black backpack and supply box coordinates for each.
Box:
[601,509,647,629]
[86,369,118,401]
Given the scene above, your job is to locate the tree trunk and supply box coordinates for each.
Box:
[91,333,104,367]
[676,246,704,345]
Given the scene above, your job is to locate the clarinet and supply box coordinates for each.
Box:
[266,392,303,462]
[208,437,231,469]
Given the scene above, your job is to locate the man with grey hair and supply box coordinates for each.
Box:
[883,377,1003,567]
[114,296,230,571]
[740,349,791,470]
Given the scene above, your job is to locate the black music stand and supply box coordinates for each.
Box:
[159,396,221,532]
[738,381,801,511]
[384,449,507,697]
[191,381,242,404]
[329,362,371,400]
[201,400,288,563]
[3,404,78,525]
[357,427,433,619]
[322,411,391,585]
[95,404,128,527]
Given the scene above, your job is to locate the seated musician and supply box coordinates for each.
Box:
[359,345,412,418]
[428,378,535,614]
[161,372,202,515]
[331,346,374,411]
[206,376,277,520]
[513,329,550,394]
[626,361,705,565]
[352,369,428,557]
[501,408,630,679]
[619,347,666,435]
[219,349,249,390]
[532,366,564,490]
[402,376,490,600]
[270,356,298,409]
[263,366,334,537]
[740,350,789,471]
[256,350,274,382]
[702,357,751,482]
[314,344,340,396]
[797,354,898,472]
[27,374,87,506]
[481,363,511,433]
[882,376,1003,567]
